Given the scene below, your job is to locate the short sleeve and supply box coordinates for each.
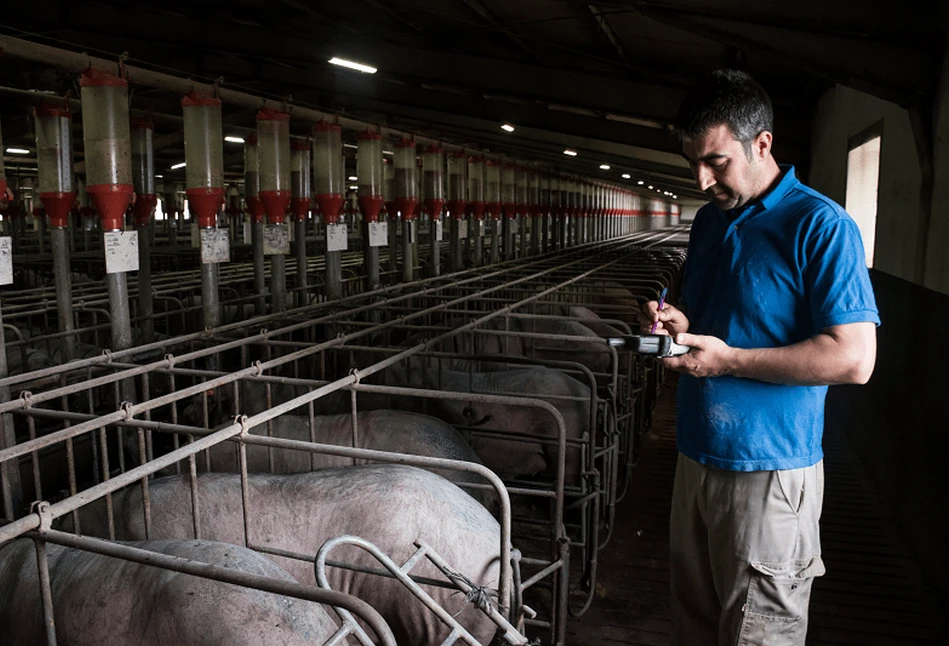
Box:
[803,213,881,332]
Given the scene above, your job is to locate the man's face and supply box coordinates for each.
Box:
[681,124,769,211]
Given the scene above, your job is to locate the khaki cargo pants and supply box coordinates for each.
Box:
[670,454,825,645]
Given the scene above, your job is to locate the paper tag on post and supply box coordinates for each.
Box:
[243,221,251,244]
[327,223,348,251]
[512,218,519,234]
[0,237,12,286]
[368,221,388,247]
[104,231,140,274]
[190,221,199,248]
[458,222,468,239]
[263,224,290,255]
[200,228,230,264]
[435,218,443,241]
[479,220,486,236]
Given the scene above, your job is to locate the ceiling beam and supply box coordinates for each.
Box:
[457,0,551,66]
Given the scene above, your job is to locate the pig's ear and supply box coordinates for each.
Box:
[462,405,491,427]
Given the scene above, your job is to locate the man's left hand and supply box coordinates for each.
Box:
[662,333,735,378]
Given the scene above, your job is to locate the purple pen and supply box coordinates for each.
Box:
[650,287,668,334]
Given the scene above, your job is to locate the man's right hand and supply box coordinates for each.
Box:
[638,300,690,337]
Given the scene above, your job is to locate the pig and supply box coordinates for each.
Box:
[72,465,505,646]
[0,538,340,645]
[182,409,493,508]
[381,358,591,484]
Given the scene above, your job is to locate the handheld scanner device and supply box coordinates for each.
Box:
[606,334,691,357]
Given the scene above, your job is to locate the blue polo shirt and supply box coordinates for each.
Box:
[678,166,880,471]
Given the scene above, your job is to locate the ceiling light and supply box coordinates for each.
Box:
[155,174,163,178]
[349,185,359,190]
[621,173,631,179]
[329,57,377,74]
[5,148,29,154]
[383,150,394,155]
[170,162,187,170]
[599,164,610,170]
[672,195,678,199]
[348,176,358,181]
[647,185,653,190]
[343,143,358,150]
[501,124,515,133]
[637,180,644,185]
[563,149,577,157]
[224,136,245,144]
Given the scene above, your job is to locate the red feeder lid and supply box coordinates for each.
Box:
[424,144,443,154]
[182,91,222,107]
[130,116,154,130]
[246,132,258,145]
[257,107,290,121]
[395,137,414,148]
[314,121,341,132]
[34,104,72,119]
[358,129,383,141]
[290,139,311,151]
[80,67,127,88]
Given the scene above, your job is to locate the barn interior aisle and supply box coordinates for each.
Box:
[567,376,947,645]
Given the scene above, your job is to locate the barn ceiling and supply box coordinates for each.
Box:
[0,0,942,200]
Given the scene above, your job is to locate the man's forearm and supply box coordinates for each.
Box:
[728,325,876,386]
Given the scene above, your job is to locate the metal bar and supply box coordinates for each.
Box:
[35,528,397,646]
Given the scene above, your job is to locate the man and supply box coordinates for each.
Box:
[639,69,879,645]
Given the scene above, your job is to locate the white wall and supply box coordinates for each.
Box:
[808,84,924,286]
[677,198,704,223]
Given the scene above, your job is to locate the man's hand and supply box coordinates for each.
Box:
[662,333,734,378]
[638,300,690,337]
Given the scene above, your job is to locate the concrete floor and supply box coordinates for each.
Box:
[566,379,947,645]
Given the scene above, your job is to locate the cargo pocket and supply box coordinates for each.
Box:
[737,556,825,646]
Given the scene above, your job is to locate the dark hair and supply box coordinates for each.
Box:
[674,69,773,153]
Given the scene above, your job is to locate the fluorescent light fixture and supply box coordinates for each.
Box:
[348,176,358,181]
[349,185,359,190]
[155,174,163,178]
[383,150,394,155]
[672,195,678,199]
[5,148,29,154]
[343,143,358,150]
[563,149,577,157]
[637,180,644,185]
[329,57,377,74]
[224,135,245,144]
[647,185,653,190]
[501,124,515,133]
[622,173,631,179]
[599,164,610,170]
[170,162,187,170]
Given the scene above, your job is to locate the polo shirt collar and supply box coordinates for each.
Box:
[721,164,798,225]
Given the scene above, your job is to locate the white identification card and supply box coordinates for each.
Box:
[263,224,290,255]
[0,237,12,285]
[190,221,199,248]
[479,220,486,236]
[200,228,230,264]
[435,218,443,241]
[327,223,348,251]
[368,221,387,247]
[458,221,468,239]
[243,221,251,244]
[104,231,140,274]
[512,218,519,234]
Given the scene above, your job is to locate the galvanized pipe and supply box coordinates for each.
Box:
[294,219,308,306]
[199,262,221,329]
[428,214,441,277]
[271,253,287,312]
[252,220,266,314]
[0,299,22,521]
[363,221,381,291]
[401,219,415,283]
[490,218,501,265]
[50,227,77,361]
[325,249,342,300]
[136,221,154,344]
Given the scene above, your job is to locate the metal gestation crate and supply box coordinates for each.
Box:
[0,228,686,646]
